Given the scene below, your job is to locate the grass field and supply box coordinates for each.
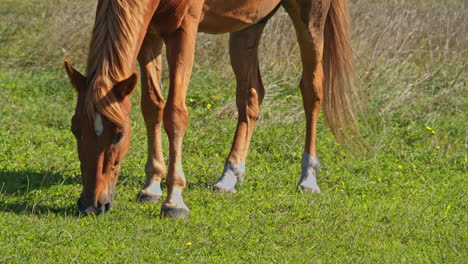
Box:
[0,0,466,263]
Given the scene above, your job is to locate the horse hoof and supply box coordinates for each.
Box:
[136,192,162,204]
[298,185,321,194]
[213,185,236,194]
[160,206,189,219]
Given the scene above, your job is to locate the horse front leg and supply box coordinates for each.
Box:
[160,9,201,219]
[137,33,166,203]
[213,21,268,193]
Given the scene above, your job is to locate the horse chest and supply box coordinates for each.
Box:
[150,0,190,34]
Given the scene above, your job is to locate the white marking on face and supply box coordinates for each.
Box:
[94,113,104,136]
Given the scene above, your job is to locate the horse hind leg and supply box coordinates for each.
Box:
[213,21,268,193]
[283,0,332,193]
[136,33,166,203]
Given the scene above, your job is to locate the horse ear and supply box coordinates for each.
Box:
[64,60,86,92]
[113,73,138,100]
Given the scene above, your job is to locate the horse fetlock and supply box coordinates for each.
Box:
[139,180,163,199]
[165,188,186,206]
[214,162,246,193]
[145,160,166,178]
[298,153,321,193]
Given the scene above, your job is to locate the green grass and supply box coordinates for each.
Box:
[0,0,466,263]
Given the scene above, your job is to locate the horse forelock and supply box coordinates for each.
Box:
[84,0,145,128]
[85,77,127,129]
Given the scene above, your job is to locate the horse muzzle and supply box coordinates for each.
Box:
[77,195,113,215]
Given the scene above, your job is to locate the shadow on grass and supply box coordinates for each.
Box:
[0,201,79,216]
[0,169,78,194]
[0,169,81,216]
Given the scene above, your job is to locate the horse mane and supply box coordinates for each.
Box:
[85,0,144,127]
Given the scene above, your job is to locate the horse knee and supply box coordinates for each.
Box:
[142,94,164,114]
[163,103,188,135]
[300,76,323,106]
[237,88,262,121]
[247,88,261,120]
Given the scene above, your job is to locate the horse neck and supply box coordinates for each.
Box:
[82,0,160,128]
[86,0,159,83]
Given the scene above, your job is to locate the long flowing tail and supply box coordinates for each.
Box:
[323,0,362,147]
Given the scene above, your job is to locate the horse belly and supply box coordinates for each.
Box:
[198,0,281,33]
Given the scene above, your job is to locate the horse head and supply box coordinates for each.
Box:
[64,60,137,214]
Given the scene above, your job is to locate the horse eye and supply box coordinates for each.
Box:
[112,132,124,144]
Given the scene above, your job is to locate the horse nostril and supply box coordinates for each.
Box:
[104,202,112,212]
[97,201,112,214]
[77,197,112,215]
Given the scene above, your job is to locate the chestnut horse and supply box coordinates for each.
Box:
[64,0,358,218]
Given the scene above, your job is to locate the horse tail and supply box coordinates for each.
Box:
[323,0,362,148]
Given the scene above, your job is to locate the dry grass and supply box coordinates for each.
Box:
[0,1,94,69]
[1,0,466,137]
[195,1,467,130]
[3,0,466,65]
[3,0,466,79]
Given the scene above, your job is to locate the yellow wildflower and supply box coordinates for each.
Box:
[206,104,212,109]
